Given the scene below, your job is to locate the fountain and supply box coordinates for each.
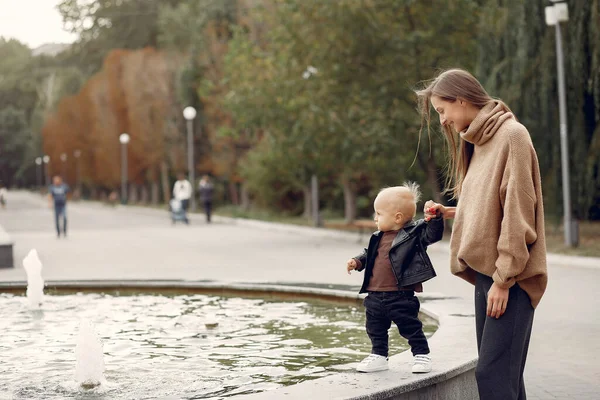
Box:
[22,249,44,308]
[204,312,219,329]
[0,288,435,399]
[75,318,106,388]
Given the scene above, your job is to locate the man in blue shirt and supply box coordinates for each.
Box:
[48,176,70,238]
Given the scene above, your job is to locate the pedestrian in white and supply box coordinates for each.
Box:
[173,173,192,223]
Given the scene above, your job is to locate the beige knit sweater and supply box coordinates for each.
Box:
[450,101,548,308]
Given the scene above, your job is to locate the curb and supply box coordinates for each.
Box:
[115,204,600,270]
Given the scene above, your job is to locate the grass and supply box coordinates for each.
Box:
[110,200,598,258]
[544,220,600,257]
[214,206,600,258]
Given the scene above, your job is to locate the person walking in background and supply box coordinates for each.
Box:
[0,183,7,209]
[416,68,547,400]
[48,175,70,238]
[172,173,192,224]
[198,175,214,223]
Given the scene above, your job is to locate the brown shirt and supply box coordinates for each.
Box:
[356,230,423,292]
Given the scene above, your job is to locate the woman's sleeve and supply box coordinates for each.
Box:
[493,132,539,288]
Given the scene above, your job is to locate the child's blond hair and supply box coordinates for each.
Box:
[378,182,421,219]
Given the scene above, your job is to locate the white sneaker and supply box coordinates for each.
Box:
[412,354,432,373]
[356,354,389,373]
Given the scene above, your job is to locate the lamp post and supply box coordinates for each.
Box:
[35,157,42,189]
[545,1,577,247]
[183,106,197,212]
[119,133,130,204]
[60,153,67,180]
[74,149,82,198]
[302,65,322,227]
[42,155,50,187]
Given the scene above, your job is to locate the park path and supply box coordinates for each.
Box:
[0,191,598,399]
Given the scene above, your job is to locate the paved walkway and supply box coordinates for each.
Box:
[0,191,598,399]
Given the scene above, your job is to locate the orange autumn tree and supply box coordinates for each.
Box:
[42,48,183,202]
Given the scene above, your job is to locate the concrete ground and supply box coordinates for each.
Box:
[0,191,598,399]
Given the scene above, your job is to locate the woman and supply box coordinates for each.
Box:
[416,69,548,400]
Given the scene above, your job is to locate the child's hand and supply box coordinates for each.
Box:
[423,200,445,221]
[346,258,357,275]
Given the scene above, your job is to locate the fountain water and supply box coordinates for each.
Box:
[204,312,219,329]
[22,249,44,308]
[75,318,106,388]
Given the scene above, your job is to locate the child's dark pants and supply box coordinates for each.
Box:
[364,290,430,357]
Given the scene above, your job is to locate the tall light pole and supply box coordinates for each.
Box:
[74,149,82,198]
[303,65,322,227]
[545,1,577,247]
[60,152,68,180]
[119,133,130,204]
[35,157,42,189]
[42,155,50,187]
[183,106,197,212]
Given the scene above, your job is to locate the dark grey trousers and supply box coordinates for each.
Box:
[364,291,429,357]
[475,272,534,400]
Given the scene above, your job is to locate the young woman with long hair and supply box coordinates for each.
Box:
[416,68,548,400]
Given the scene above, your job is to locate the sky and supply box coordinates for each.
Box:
[0,0,78,49]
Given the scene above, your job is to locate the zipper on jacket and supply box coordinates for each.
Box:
[388,254,400,286]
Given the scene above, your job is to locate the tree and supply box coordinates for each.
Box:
[0,107,28,187]
[222,0,480,221]
[477,0,600,220]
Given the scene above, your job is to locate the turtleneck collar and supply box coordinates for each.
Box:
[460,101,514,145]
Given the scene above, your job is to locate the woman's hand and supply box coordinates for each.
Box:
[487,282,509,319]
[423,200,456,221]
[423,200,445,221]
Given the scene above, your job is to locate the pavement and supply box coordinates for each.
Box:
[0,191,598,399]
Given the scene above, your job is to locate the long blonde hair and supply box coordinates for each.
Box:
[415,68,511,199]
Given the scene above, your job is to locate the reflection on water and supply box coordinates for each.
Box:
[0,292,436,399]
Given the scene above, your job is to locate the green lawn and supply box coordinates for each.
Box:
[214,206,600,258]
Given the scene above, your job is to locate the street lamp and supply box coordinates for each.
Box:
[119,133,130,204]
[302,65,322,227]
[545,1,578,247]
[42,155,50,187]
[60,152,67,180]
[74,149,82,197]
[183,106,197,212]
[35,157,42,189]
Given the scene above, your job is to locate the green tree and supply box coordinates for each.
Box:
[0,107,28,186]
[223,0,480,221]
[57,0,182,74]
[477,0,600,220]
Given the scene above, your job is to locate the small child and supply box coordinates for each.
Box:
[346,182,444,374]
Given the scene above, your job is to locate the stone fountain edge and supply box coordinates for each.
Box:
[0,279,478,400]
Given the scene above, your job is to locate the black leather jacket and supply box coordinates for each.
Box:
[354,217,444,293]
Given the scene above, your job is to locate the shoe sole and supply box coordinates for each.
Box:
[356,366,389,373]
[412,368,432,373]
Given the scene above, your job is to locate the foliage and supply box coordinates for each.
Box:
[477,0,600,219]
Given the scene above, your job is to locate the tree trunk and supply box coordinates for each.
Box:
[160,162,170,203]
[140,185,149,204]
[341,175,356,224]
[302,184,312,219]
[129,184,138,203]
[151,181,159,205]
[229,181,239,205]
[240,182,250,211]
